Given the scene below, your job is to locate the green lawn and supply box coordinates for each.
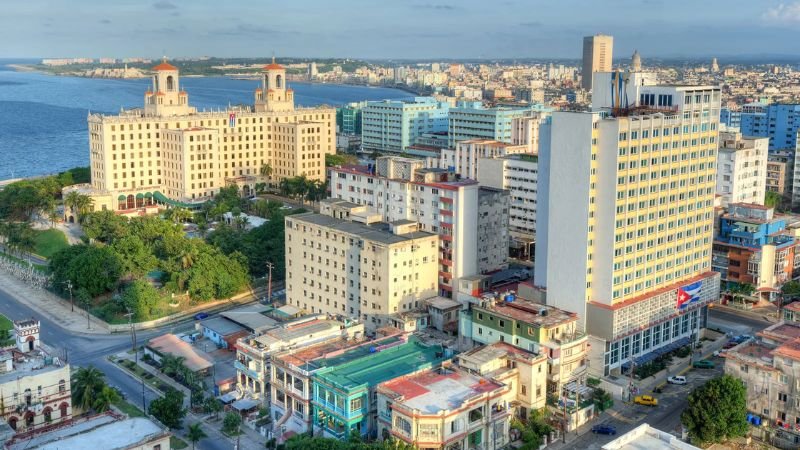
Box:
[33,229,69,259]
[171,436,188,449]
[0,314,13,346]
[112,398,146,418]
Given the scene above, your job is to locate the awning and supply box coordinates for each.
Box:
[144,192,153,198]
[118,194,127,201]
[219,391,240,404]
[135,193,144,199]
[153,191,205,210]
[231,398,259,411]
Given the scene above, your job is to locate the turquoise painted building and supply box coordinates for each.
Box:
[311,335,450,439]
[361,97,450,154]
[448,101,551,148]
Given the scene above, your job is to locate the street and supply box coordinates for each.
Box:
[707,306,773,335]
[0,283,237,450]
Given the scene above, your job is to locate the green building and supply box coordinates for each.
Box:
[311,335,450,439]
[336,102,365,135]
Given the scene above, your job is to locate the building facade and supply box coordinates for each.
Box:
[328,157,509,296]
[83,59,334,211]
[311,335,448,439]
[536,72,722,376]
[716,131,768,205]
[0,320,71,434]
[447,102,545,149]
[767,150,793,200]
[235,316,364,402]
[376,364,511,450]
[458,293,589,397]
[581,34,613,91]
[361,97,449,154]
[477,154,538,259]
[284,208,439,331]
[732,103,800,151]
[712,203,798,303]
[439,139,527,180]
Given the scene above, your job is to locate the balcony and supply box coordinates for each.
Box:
[234,360,262,381]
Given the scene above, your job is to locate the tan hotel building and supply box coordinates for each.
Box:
[79,59,334,212]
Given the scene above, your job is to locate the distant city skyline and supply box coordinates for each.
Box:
[2,0,800,60]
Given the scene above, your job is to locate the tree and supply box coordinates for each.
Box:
[681,374,748,446]
[81,211,129,243]
[112,235,158,277]
[64,190,93,221]
[781,281,800,305]
[727,282,755,304]
[186,423,208,450]
[50,244,123,297]
[166,207,193,224]
[149,388,186,429]
[325,153,359,167]
[259,163,273,185]
[765,191,783,210]
[72,366,106,412]
[203,397,222,419]
[92,385,121,412]
[122,280,164,321]
[221,412,242,436]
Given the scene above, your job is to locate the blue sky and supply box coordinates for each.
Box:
[1,0,799,59]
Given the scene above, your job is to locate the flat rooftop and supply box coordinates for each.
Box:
[381,367,504,414]
[0,348,67,385]
[146,334,213,372]
[7,414,168,450]
[602,423,701,450]
[759,322,800,342]
[277,334,404,372]
[314,335,448,390]
[289,213,434,245]
[479,297,577,328]
[727,341,774,363]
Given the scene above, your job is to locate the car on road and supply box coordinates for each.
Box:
[194,312,209,321]
[693,359,715,369]
[634,395,658,406]
[591,424,617,435]
[667,376,687,385]
[723,342,738,349]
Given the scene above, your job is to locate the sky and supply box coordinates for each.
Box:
[1,0,800,60]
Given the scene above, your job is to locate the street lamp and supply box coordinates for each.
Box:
[61,280,73,312]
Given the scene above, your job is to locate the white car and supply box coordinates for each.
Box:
[667,376,687,385]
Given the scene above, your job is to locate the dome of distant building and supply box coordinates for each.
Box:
[152,59,177,71]
[631,50,642,72]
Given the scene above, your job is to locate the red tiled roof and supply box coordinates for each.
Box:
[264,63,284,70]
[152,61,178,71]
[784,302,800,313]
[774,338,800,361]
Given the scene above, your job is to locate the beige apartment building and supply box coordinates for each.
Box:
[716,131,768,205]
[285,203,439,333]
[581,34,613,90]
[81,59,334,211]
[0,320,71,434]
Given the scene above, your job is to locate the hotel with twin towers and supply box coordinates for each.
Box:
[72,57,334,212]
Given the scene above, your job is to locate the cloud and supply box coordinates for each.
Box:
[520,21,542,27]
[212,24,292,37]
[153,0,177,10]
[762,2,800,24]
[100,19,112,24]
[414,3,458,10]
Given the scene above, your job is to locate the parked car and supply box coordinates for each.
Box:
[634,395,658,406]
[693,359,715,369]
[591,424,617,435]
[194,312,209,321]
[667,376,687,385]
[723,342,737,349]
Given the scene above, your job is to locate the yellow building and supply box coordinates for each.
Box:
[285,200,439,334]
[537,72,722,377]
[81,58,334,211]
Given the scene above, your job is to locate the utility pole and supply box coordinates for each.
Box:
[62,280,73,312]
[562,384,568,443]
[125,310,146,412]
[266,261,274,303]
[628,356,635,402]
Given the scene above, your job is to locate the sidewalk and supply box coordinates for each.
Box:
[0,267,109,334]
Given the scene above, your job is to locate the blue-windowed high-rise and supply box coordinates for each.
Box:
[726,103,800,151]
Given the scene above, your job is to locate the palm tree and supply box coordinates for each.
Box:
[64,191,93,221]
[278,178,291,197]
[93,385,120,412]
[259,163,273,187]
[186,423,208,450]
[160,354,187,379]
[72,366,105,412]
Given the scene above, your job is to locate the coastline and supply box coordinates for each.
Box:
[8,63,423,95]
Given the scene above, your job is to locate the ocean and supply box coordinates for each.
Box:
[0,60,410,179]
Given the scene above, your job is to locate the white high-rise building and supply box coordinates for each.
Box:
[329,156,509,296]
[439,139,527,180]
[537,72,721,376]
[716,131,768,205]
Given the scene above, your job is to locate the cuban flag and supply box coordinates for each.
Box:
[229,113,236,128]
[676,280,702,310]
